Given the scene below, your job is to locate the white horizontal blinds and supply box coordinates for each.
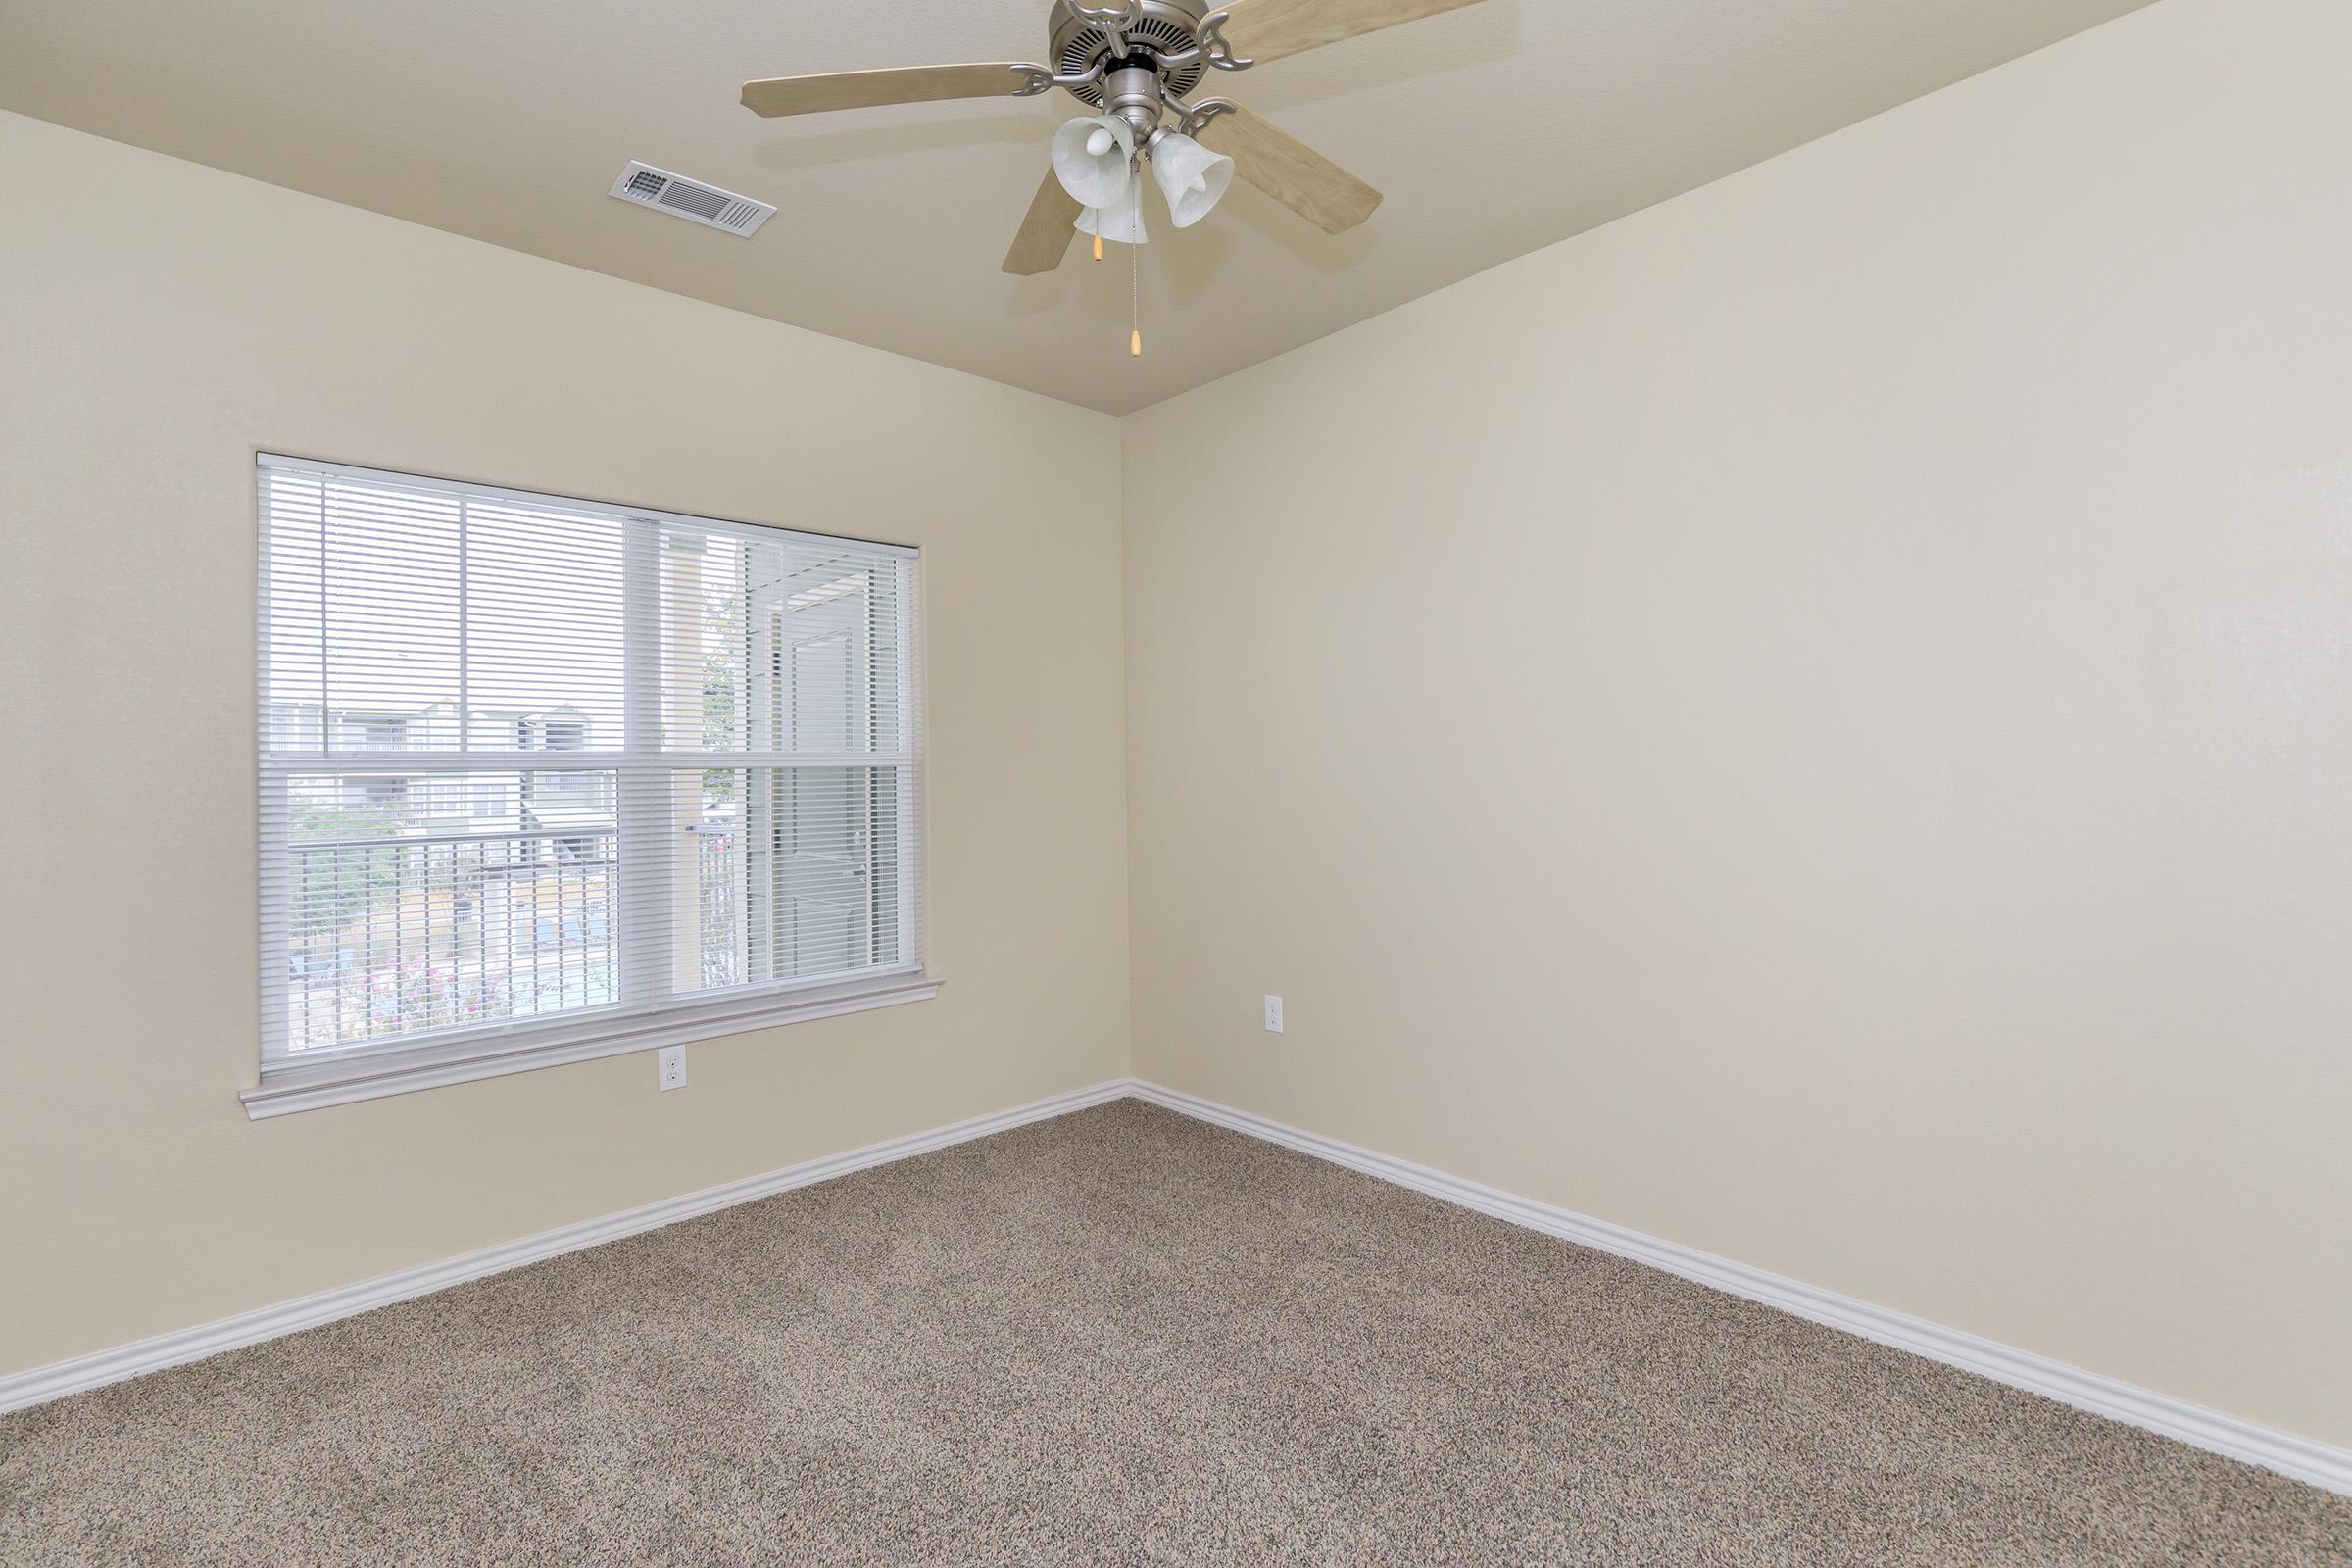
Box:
[653,519,917,994]
[258,455,921,1066]
[466,497,625,755]
[260,467,626,758]
[262,471,460,752]
[681,767,906,991]
[275,772,620,1050]
[661,523,910,758]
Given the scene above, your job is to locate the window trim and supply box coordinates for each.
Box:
[240,971,942,1119]
[249,453,933,1118]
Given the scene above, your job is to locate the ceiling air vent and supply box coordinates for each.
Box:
[609,162,775,237]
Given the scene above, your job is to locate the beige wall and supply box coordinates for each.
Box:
[1123,0,2352,1448]
[0,111,1129,1377]
[7,0,2347,1456]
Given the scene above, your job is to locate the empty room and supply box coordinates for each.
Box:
[2,0,2347,1561]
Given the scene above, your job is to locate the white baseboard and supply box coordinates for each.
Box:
[10,1075,2345,1499]
[0,1078,1132,1417]
[1127,1079,2352,1497]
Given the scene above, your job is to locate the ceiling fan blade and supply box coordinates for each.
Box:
[1004,170,1085,275]
[742,63,1047,119]
[1200,104,1383,235]
[1212,0,1488,65]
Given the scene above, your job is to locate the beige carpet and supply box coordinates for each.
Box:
[2,1099,2344,1566]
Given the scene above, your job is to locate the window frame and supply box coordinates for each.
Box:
[244,454,934,1119]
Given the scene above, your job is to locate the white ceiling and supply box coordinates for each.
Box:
[0,0,2152,415]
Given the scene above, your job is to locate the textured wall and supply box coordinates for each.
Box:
[0,112,1130,1377]
[1122,0,2352,1446]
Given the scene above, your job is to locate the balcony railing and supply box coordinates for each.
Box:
[694,824,744,992]
[283,827,617,1051]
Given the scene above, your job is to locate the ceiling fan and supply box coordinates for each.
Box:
[740,0,1490,282]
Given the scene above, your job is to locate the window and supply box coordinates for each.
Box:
[252,455,928,1113]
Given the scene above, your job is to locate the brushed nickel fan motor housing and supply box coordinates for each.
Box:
[1049,0,1211,108]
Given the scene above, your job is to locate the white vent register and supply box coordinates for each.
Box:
[609,162,775,236]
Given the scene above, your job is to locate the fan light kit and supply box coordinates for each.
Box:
[739,0,1488,356]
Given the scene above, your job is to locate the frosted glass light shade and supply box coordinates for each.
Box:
[1052,115,1136,211]
[1151,133,1234,228]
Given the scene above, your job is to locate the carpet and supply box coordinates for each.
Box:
[3,1099,2344,1565]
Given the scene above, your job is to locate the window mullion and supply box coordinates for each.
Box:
[456,496,469,753]
[616,519,670,1009]
[896,557,920,971]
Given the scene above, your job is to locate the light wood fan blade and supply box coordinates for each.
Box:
[742,63,1047,118]
[1214,0,1487,65]
[1004,170,1085,275]
[1200,104,1383,234]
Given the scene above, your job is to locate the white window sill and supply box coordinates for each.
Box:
[240,973,943,1119]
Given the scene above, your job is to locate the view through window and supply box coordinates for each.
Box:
[257,456,920,1067]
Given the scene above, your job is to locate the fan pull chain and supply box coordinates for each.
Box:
[1094,234,1104,263]
[1130,197,1143,357]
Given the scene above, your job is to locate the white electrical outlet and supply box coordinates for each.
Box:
[1263,995,1285,1034]
[657,1046,688,1092]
